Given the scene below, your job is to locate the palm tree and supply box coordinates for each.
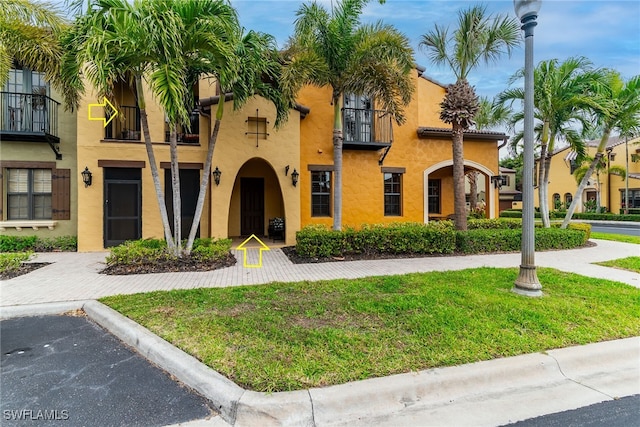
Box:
[498,57,602,227]
[283,0,415,231]
[562,72,640,227]
[420,5,520,230]
[0,0,75,102]
[573,156,626,213]
[61,0,196,255]
[62,0,294,255]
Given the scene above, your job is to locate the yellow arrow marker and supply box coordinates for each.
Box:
[88,97,118,128]
[236,234,270,268]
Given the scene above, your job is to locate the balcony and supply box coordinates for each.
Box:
[342,107,392,150]
[164,110,200,144]
[105,105,141,141]
[0,91,60,144]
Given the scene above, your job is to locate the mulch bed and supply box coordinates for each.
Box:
[1,263,52,280]
[100,253,237,275]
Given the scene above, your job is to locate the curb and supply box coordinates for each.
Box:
[3,302,639,426]
[0,300,91,319]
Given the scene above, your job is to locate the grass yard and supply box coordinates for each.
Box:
[100,267,640,392]
[590,232,640,244]
[595,256,640,273]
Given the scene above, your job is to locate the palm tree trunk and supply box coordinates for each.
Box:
[561,130,611,228]
[185,115,219,254]
[169,126,181,254]
[332,97,343,231]
[452,122,467,230]
[537,142,549,228]
[135,75,176,252]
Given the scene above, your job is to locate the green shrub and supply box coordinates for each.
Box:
[0,235,77,252]
[0,235,37,252]
[191,238,232,262]
[572,212,640,222]
[468,218,522,229]
[105,239,172,266]
[535,228,587,249]
[295,223,456,258]
[455,226,589,254]
[0,252,33,274]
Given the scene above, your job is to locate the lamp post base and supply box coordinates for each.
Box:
[513,264,542,297]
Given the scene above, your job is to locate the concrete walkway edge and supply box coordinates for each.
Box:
[2,301,638,427]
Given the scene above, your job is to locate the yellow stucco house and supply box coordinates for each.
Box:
[536,135,640,214]
[1,66,78,238]
[5,66,506,252]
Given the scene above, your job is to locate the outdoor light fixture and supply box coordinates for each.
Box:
[285,165,290,176]
[513,0,542,296]
[81,167,92,187]
[491,175,505,189]
[212,166,222,186]
[291,169,299,187]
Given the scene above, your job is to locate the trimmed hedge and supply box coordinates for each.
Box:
[0,235,77,252]
[296,223,456,258]
[500,209,640,222]
[296,221,591,258]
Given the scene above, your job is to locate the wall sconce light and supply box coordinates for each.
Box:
[291,169,299,187]
[491,175,505,189]
[212,166,222,186]
[81,167,93,187]
[285,165,290,176]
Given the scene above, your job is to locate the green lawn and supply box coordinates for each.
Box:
[590,232,640,244]
[595,256,640,273]
[101,267,640,392]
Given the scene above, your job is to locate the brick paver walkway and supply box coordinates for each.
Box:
[1,239,638,306]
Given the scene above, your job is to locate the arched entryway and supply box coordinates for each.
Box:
[227,158,284,238]
[423,160,497,222]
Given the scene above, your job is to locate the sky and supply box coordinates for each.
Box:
[230,0,640,101]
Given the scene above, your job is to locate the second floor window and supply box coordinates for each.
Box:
[311,171,331,217]
[3,67,50,133]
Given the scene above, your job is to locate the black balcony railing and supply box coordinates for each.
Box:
[0,91,60,142]
[164,110,200,144]
[105,105,141,140]
[342,107,392,150]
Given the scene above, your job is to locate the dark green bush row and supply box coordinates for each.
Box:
[296,223,457,258]
[296,221,591,258]
[572,212,640,222]
[455,226,588,254]
[499,210,565,219]
[500,209,640,222]
[105,238,232,266]
[0,235,77,252]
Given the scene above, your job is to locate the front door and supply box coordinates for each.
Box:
[240,177,264,236]
[104,168,141,247]
[165,169,200,239]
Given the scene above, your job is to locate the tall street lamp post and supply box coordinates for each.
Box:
[513,0,542,296]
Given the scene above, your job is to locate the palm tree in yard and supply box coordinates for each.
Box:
[283,0,415,231]
[62,0,293,255]
[0,0,75,102]
[498,57,601,227]
[420,5,520,230]
[573,156,626,213]
[561,71,640,228]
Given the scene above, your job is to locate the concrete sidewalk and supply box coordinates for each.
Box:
[1,239,639,426]
[1,239,638,306]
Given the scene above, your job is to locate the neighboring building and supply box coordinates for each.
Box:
[497,166,521,212]
[1,65,78,238]
[536,135,640,214]
[11,66,505,252]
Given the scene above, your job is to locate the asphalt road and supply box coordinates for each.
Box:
[502,394,640,427]
[1,315,213,427]
[590,222,640,237]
